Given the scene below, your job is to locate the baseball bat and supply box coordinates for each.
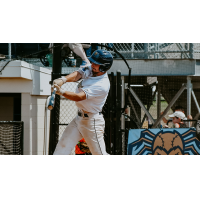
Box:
[48,88,56,110]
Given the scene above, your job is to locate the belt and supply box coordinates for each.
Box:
[78,111,102,117]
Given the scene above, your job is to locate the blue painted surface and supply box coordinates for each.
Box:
[127,128,200,155]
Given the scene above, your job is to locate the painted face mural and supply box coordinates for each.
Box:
[127,128,200,155]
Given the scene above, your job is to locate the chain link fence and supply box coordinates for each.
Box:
[59,81,78,139]
[90,43,197,60]
[106,43,200,59]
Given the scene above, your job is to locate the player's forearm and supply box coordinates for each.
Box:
[62,91,85,101]
[64,71,82,82]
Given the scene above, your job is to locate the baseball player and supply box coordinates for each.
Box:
[52,49,113,155]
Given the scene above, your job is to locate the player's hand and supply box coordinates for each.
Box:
[164,125,169,128]
[51,77,67,92]
[54,84,65,96]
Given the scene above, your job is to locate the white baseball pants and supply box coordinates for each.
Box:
[53,112,108,155]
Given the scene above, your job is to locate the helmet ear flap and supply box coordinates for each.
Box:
[99,64,106,72]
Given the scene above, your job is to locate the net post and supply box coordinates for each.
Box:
[144,43,149,59]
[49,43,62,155]
[8,43,11,60]
[110,72,115,155]
[121,76,125,155]
[189,43,194,59]
[116,70,122,155]
[157,84,161,126]
[187,76,192,127]
[21,121,24,155]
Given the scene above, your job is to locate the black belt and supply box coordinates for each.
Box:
[78,111,101,117]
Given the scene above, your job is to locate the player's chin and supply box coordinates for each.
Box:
[92,72,98,76]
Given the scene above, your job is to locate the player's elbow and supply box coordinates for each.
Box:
[74,98,81,102]
[75,98,85,102]
[75,94,86,101]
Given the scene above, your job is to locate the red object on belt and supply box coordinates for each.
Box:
[75,138,86,155]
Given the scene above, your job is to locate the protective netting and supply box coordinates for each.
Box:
[101,74,200,154]
[59,125,67,140]
[20,58,80,71]
[56,80,83,155]
[0,58,79,75]
[3,43,198,155]
[1,43,200,72]
[126,76,200,129]
[106,43,200,59]
[53,73,200,155]
[0,122,23,155]
[0,60,12,73]
[59,81,79,138]
[102,94,114,154]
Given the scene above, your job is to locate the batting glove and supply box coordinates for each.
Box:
[80,60,91,68]
[54,84,65,96]
[51,77,67,92]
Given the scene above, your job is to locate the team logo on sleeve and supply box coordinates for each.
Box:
[82,67,89,72]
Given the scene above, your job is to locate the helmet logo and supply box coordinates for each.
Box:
[94,52,99,58]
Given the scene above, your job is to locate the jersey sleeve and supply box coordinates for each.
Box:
[77,65,92,79]
[81,85,107,100]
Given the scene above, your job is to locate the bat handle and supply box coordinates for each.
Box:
[53,87,57,93]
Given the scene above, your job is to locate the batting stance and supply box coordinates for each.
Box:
[52,49,113,155]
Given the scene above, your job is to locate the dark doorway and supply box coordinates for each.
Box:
[0,93,21,121]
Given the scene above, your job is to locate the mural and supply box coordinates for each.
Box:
[127,128,200,155]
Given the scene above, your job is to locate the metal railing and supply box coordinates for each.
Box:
[108,43,200,59]
[1,43,200,70]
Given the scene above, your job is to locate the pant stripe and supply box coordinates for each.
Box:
[94,119,103,155]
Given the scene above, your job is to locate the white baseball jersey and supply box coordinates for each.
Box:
[75,65,110,113]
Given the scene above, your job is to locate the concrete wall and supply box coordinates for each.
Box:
[0,61,51,155]
[21,93,50,155]
[0,60,51,95]
[108,59,197,76]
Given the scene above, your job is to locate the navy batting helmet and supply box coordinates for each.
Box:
[88,49,113,72]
